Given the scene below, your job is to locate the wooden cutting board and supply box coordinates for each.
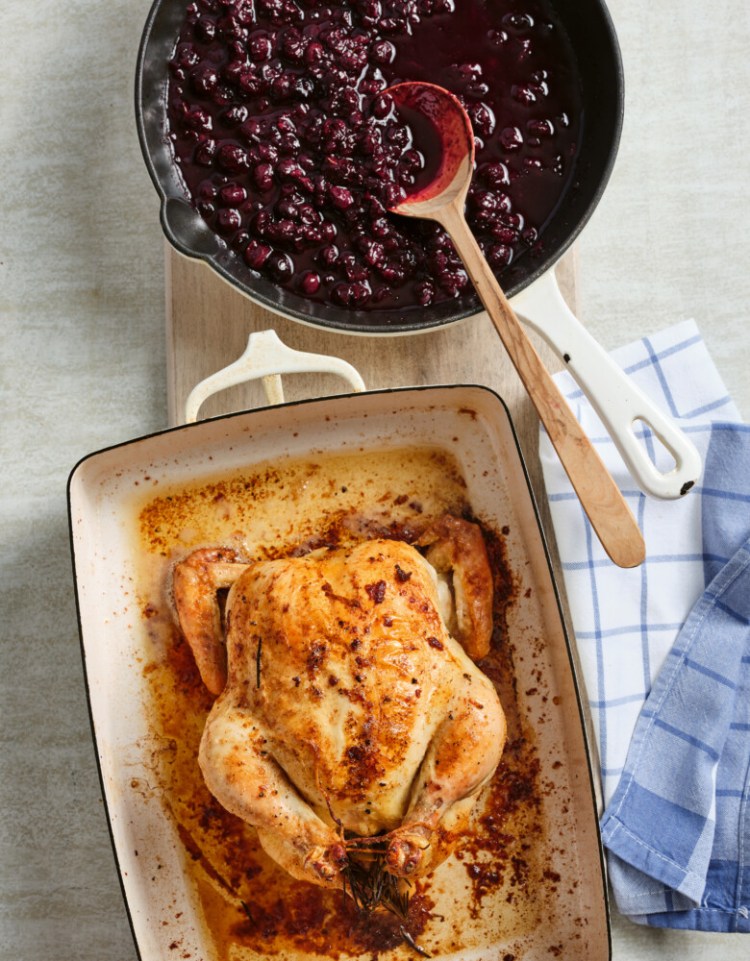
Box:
[165,246,579,561]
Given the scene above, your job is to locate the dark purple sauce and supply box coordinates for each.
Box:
[388,94,446,198]
[167,0,582,312]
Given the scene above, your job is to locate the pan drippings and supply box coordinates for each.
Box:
[131,445,565,959]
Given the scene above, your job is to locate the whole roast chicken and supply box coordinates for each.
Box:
[172,515,506,890]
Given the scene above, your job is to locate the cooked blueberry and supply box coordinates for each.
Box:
[300,270,321,295]
[219,183,248,205]
[244,239,272,268]
[512,83,537,105]
[167,0,582,310]
[217,142,250,171]
[486,243,513,267]
[499,126,524,150]
[470,102,496,138]
[193,138,217,166]
[371,40,396,64]
[267,250,294,281]
[328,185,354,210]
[195,17,217,41]
[222,104,249,125]
[252,162,275,190]
[331,281,371,307]
[217,208,243,232]
[191,64,220,94]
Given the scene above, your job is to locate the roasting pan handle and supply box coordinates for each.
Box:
[512,271,702,499]
[185,329,366,423]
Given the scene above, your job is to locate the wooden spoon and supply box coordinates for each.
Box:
[386,81,645,569]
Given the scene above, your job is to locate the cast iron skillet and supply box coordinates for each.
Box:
[136,0,623,334]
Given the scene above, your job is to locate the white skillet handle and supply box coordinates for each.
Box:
[511,271,702,499]
[185,329,366,423]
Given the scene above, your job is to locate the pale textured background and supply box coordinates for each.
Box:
[1,2,749,959]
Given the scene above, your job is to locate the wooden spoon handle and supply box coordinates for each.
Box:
[440,204,645,569]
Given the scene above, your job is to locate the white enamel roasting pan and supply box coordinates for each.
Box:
[69,381,610,961]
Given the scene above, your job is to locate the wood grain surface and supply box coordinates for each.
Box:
[166,246,576,434]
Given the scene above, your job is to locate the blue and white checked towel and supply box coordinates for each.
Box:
[539,320,750,932]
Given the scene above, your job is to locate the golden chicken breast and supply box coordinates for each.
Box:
[172,517,506,891]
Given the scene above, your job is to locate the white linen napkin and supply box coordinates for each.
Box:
[538,320,750,931]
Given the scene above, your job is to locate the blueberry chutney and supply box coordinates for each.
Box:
[167,0,582,312]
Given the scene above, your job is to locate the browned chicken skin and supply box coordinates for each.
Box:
[172,516,506,890]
